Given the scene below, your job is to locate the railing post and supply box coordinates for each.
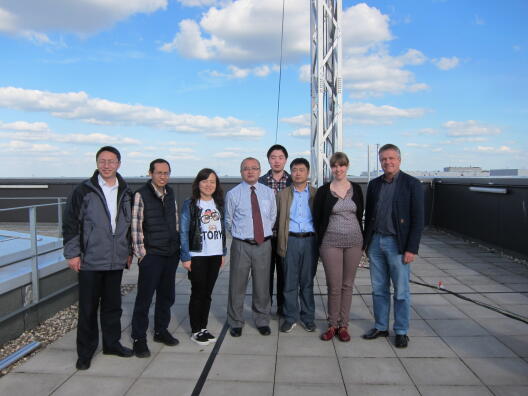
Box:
[57,197,63,241]
[29,206,40,304]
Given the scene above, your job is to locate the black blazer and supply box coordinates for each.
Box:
[313,181,364,247]
[363,171,424,254]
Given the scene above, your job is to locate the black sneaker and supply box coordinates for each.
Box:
[301,321,317,332]
[280,321,296,333]
[191,331,210,346]
[202,329,216,343]
[133,339,151,358]
[154,330,179,346]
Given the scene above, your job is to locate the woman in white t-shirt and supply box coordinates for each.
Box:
[180,168,227,345]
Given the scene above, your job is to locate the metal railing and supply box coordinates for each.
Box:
[0,198,66,304]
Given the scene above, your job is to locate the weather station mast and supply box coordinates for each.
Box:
[310,0,343,187]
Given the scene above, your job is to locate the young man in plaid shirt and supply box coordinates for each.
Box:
[258,144,292,315]
[131,158,180,358]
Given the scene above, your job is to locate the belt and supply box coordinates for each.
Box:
[288,232,316,238]
[234,236,271,245]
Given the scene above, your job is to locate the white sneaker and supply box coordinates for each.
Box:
[191,331,210,346]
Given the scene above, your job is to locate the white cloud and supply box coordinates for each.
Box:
[207,127,265,138]
[444,120,502,136]
[0,86,265,138]
[290,127,310,138]
[406,143,430,148]
[169,147,195,153]
[207,64,275,79]
[0,120,51,132]
[163,1,427,98]
[214,151,241,158]
[417,128,437,135]
[281,113,310,127]
[475,145,518,154]
[0,0,167,41]
[177,0,220,6]
[433,56,460,71]
[161,0,308,64]
[343,102,427,124]
[1,140,58,152]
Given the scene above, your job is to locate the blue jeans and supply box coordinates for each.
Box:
[282,235,317,324]
[367,233,410,335]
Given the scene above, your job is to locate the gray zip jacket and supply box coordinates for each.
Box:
[62,170,132,271]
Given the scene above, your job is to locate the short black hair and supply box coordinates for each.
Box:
[149,158,171,173]
[290,157,310,171]
[266,144,288,159]
[96,146,121,162]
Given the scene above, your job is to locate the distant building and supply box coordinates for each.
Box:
[489,169,528,177]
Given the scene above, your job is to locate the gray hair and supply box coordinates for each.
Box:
[379,144,401,159]
[240,157,261,171]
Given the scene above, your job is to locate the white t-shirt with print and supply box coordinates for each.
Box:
[190,199,223,257]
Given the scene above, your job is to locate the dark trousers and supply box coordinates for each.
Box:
[188,255,222,333]
[131,253,179,340]
[77,269,123,360]
[269,237,284,309]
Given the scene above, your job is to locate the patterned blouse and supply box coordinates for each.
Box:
[321,187,363,248]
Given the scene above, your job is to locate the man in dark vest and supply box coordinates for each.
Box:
[131,158,181,357]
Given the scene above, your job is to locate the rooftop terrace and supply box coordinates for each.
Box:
[0,229,527,396]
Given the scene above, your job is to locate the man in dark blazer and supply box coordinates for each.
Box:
[362,144,424,348]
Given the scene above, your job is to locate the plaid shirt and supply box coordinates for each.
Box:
[258,169,292,194]
[131,182,179,261]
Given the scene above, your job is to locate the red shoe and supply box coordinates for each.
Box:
[320,326,336,341]
[337,327,351,342]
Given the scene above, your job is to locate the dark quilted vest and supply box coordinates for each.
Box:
[137,182,179,256]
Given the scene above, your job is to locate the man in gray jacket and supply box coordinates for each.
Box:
[63,146,133,370]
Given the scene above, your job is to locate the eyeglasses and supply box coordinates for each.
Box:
[97,160,119,166]
[242,167,260,172]
[153,171,170,177]
[201,212,220,223]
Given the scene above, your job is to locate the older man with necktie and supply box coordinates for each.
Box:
[225,157,277,337]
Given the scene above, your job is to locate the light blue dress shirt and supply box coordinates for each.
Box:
[289,185,315,233]
[225,181,277,240]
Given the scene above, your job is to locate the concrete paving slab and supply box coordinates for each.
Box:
[473,317,528,336]
[335,337,396,358]
[340,357,412,385]
[200,380,273,396]
[455,303,509,319]
[417,385,493,396]
[407,319,437,337]
[401,358,482,386]
[462,357,528,385]
[220,334,277,355]
[425,319,489,337]
[52,375,134,396]
[275,356,342,384]
[390,336,456,358]
[442,336,516,357]
[277,334,335,356]
[208,354,276,382]
[495,335,528,357]
[275,383,347,396]
[482,292,528,305]
[12,348,77,375]
[140,352,208,379]
[488,385,528,396]
[126,378,197,396]
[0,372,69,396]
[413,304,468,320]
[76,352,151,378]
[343,384,420,396]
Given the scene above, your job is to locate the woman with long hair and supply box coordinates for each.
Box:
[313,152,364,342]
[180,168,226,345]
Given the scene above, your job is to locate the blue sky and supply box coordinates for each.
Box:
[0,0,526,177]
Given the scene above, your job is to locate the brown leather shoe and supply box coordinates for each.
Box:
[320,326,337,341]
[337,327,351,342]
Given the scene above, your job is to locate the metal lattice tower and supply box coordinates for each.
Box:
[310,0,343,187]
